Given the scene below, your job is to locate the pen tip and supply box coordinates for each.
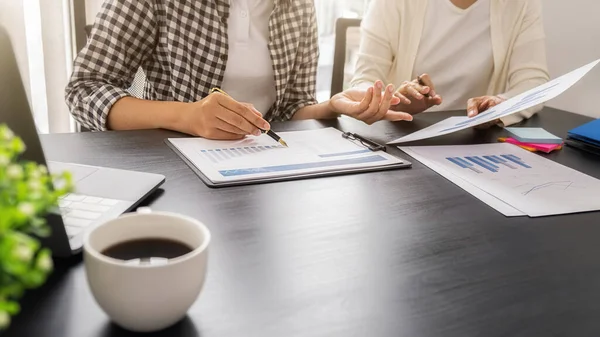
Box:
[279,139,288,147]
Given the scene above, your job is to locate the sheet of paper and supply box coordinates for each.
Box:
[400,148,526,217]
[389,58,600,144]
[399,143,600,217]
[168,128,404,183]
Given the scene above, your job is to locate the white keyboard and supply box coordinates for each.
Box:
[58,193,123,238]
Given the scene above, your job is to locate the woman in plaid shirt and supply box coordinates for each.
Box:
[65,0,414,140]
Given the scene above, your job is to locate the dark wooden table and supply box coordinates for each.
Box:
[5,108,600,337]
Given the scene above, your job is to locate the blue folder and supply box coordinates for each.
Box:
[567,119,600,147]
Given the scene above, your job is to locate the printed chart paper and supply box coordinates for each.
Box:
[168,128,405,184]
[399,143,600,217]
[400,147,526,217]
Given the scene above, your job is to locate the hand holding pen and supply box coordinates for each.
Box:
[390,74,443,115]
[210,88,287,146]
[174,87,271,140]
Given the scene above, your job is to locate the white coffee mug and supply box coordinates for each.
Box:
[83,208,210,332]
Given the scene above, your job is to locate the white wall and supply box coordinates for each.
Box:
[86,0,104,24]
[38,0,73,133]
[543,0,600,118]
[0,0,73,133]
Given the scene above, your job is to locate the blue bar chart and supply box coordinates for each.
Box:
[446,154,532,173]
[200,145,284,163]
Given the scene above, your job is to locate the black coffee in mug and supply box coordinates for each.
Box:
[101,238,193,261]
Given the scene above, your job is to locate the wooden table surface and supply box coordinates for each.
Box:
[5,108,600,337]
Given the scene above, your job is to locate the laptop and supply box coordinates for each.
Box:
[0,26,165,257]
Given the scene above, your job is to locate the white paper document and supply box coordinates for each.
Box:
[401,147,526,217]
[167,128,406,185]
[399,143,600,217]
[389,58,600,144]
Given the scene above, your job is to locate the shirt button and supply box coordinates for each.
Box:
[240,10,248,18]
[220,54,227,62]
[221,16,227,23]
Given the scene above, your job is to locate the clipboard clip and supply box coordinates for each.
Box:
[342,132,387,152]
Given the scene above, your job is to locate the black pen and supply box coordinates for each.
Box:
[210,88,288,147]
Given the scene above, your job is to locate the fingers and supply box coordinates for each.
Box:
[202,124,246,140]
[428,94,443,106]
[467,97,482,117]
[213,115,253,136]
[390,95,402,106]
[357,81,384,123]
[467,96,504,117]
[417,73,435,90]
[417,73,437,97]
[393,91,411,105]
[215,93,270,131]
[406,84,425,100]
[481,96,502,111]
[400,81,428,100]
[365,84,396,125]
[335,82,408,125]
[243,103,263,117]
[384,111,414,122]
[352,86,374,116]
[409,81,430,96]
[215,108,262,136]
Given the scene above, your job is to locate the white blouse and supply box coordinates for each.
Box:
[221,0,277,114]
[411,0,494,111]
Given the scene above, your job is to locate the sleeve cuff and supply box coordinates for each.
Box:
[499,112,525,127]
[279,99,319,121]
[85,87,131,131]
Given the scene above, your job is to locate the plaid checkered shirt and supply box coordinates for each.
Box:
[65,0,319,131]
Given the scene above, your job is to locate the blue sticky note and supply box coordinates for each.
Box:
[505,127,563,144]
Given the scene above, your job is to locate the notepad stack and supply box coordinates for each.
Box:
[566,119,600,156]
[501,127,563,153]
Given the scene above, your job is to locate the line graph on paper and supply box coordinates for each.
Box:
[518,181,586,196]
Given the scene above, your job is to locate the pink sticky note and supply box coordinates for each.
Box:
[503,137,562,153]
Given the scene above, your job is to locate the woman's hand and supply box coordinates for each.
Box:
[467,95,506,129]
[391,74,442,115]
[467,95,505,118]
[178,92,270,139]
[329,80,414,125]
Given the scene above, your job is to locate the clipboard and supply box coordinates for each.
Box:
[165,128,411,188]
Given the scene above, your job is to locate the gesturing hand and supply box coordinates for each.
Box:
[179,92,271,139]
[392,73,443,115]
[330,80,414,125]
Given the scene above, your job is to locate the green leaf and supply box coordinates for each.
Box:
[0,124,68,329]
[0,300,20,315]
[9,138,25,155]
[0,283,24,298]
[35,249,53,273]
[0,310,11,329]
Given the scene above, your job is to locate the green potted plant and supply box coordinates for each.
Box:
[0,124,72,329]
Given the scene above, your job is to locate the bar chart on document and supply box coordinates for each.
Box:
[446,154,531,173]
[199,142,287,165]
[400,143,600,217]
[167,128,405,184]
